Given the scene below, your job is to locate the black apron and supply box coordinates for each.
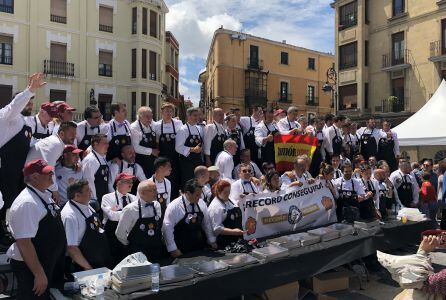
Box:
[69,201,112,269]
[32,116,51,140]
[135,121,157,178]
[216,199,243,248]
[261,123,278,165]
[92,151,109,206]
[397,173,413,207]
[344,134,354,161]
[78,125,99,151]
[360,179,377,220]
[332,127,343,156]
[377,135,397,172]
[179,124,203,189]
[210,122,226,165]
[107,121,132,161]
[119,161,139,196]
[378,183,390,219]
[360,128,377,160]
[173,197,206,254]
[152,176,169,217]
[227,129,242,167]
[241,181,257,195]
[334,169,342,180]
[249,163,259,178]
[243,118,260,166]
[104,192,129,265]
[127,200,164,262]
[25,187,66,294]
[159,120,180,199]
[0,121,32,212]
[310,130,324,178]
[336,179,360,222]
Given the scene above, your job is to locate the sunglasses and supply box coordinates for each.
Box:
[241,169,251,174]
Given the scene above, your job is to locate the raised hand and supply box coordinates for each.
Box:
[28,73,47,93]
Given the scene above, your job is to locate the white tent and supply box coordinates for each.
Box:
[393,80,446,146]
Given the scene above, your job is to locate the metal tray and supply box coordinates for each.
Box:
[189,260,229,275]
[354,219,380,229]
[219,254,259,269]
[328,223,355,237]
[251,245,289,261]
[268,235,302,250]
[160,265,196,284]
[307,227,340,242]
[289,232,321,246]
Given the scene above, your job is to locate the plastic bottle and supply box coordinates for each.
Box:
[151,263,160,293]
[94,274,105,297]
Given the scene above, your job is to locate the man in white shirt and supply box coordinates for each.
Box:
[55,145,83,207]
[76,106,111,151]
[356,117,386,161]
[115,180,164,262]
[107,103,132,161]
[215,139,237,180]
[277,106,301,135]
[52,102,76,135]
[130,106,159,178]
[102,173,137,265]
[379,121,400,172]
[204,108,226,166]
[62,180,112,272]
[25,102,56,146]
[390,160,420,208]
[309,116,332,177]
[229,163,261,205]
[150,157,172,216]
[281,156,315,190]
[109,145,147,194]
[7,159,66,298]
[326,115,346,157]
[162,179,217,257]
[359,165,381,219]
[255,106,279,165]
[332,154,344,180]
[239,106,263,166]
[374,168,394,219]
[233,149,262,180]
[194,166,213,205]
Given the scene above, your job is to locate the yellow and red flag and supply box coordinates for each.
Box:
[274,134,318,172]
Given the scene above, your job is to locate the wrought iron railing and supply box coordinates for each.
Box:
[43,60,74,77]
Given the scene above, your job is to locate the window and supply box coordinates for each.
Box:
[365,40,369,67]
[0,84,12,109]
[392,0,405,17]
[98,93,112,121]
[149,93,157,119]
[50,43,67,62]
[132,7,137,34]
[131,48,136,78]
[280,82,289,102]
[364,82,369,109]
[142,49,147,79]
[142,8,148,35]
[49,89,67,102]
[175,79,179,98]
[141,92,147,106]
[280,52,288,65]
[308,57,315,70]
[307,85,316,105]
[249,45,259,68]
[392,32,405,65]
[150,10,157,38]
[50,0,67,24]
[99,6,113,33]
[339,42,357,70]
[149,51,157,80]
[0,0,13,14]
[98,50,112,77]
[392,78,405,103]
[339,83,357,110]
[365,0,369,24]
[131,92,136,121]
[0,35,13,65]
[442,19,446,55]
[339,1,357,30]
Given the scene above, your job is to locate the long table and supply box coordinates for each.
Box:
[103,220,433,300]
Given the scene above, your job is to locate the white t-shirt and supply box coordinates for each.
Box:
[61,201,94,246]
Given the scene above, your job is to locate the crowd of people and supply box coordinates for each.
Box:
[0,73,444,298]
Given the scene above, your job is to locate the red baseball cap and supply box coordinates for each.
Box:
[274,109,285,117]
[63,145,83,154]
[40,102,59,118]
[23,159,54,176]
[57,102,76,113]
[115,173,136,184]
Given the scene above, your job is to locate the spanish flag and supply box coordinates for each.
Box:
[274,134,318,172]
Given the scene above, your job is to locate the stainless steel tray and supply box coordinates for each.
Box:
[189,260,229,275]
[328,223,355,237]
[160,265,196,284]
[289,232,321,246]
[268,235,302,249]
[251,245,289,261]
[219,254,259,268]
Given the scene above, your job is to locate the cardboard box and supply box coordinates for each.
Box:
[312,271,349,294]
[265,281,300,300]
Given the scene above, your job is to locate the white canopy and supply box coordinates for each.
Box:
[393,80,446,146]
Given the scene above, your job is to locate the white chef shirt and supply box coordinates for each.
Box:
[76,120,111,147]
[7,186,55,261]
[162,195,216,252]
[333,168,343,180]
[175,123,203,157]
[109,119,132,139]
[0,88,34,148]
[254,121,278,147]
[233,162,262,179]
[390,170,420,206]
[229,179,260,206]
[360,178,380,209]
[153,119,183,142]
[150,175,172,206]
[277,116,300,134]
[332,177,366,197]
[380,130,400,156]
[130,120,157,156]
[280,171,311,190]
[239,116,260,135]
[25,115,53,147]
[26,134,65,167]
[313,128,332,159]
[215,151,234,180]
[108,160,147,191]
[115,199,162,246]
[55,163,84,206]
[204,122,226,156]
[208,197,237,235]
[61,200,94,246]
[326,125,343,152]
[82,150,110,200]
[356,127,386,152]
[101,191,137,224]
[342,133,356,149]
[201,183,213,204]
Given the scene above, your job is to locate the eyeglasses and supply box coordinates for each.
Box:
[241,169,251,174]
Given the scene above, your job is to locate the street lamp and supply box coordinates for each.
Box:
[322,63,338,114]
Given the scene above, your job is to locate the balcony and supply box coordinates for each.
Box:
[247,58,264,70]
[99,24,113,33]
[376,97,408,113]
[43,60,74,77]
[0,4,13,13]
[306,96,319,106]
[50,14,67,24]
[382,49,411,72]
[98,64,112,77]
[278,93,292,103]
[429,40,446,62]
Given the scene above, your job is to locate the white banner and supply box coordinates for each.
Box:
[239,182,337,240]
